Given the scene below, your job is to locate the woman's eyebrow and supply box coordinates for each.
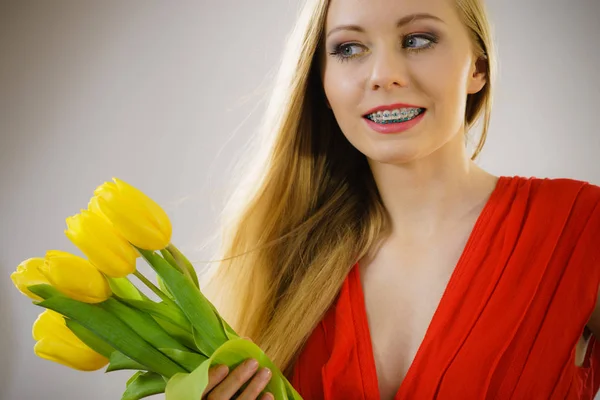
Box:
[326,13,445,39]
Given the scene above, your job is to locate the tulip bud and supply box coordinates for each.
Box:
[92,178,172,251]
[10,258,50,301]
[65,209,138,278]
[40,250,111,303]
[32,310,108,371]
[87,195,110,223]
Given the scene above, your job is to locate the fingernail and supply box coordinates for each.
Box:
[258,367,272,380]
[215,364,229,378]
[246,358,259,370]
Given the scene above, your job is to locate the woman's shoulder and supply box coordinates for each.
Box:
[503,174,600,208]
[490,174,600,240]
[505,174,599,190]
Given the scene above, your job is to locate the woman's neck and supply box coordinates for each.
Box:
[367,135,498,240]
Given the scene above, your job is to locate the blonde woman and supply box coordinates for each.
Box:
[200,0,600,399]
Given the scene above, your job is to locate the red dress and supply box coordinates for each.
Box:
[291,176,600,399]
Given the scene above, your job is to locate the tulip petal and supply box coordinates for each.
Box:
[34,337,109,371]
[113,178,172,240]
[92,178,172,251]
[97,196,170,250]
[87,195,111,223]
[31,285,186,378]
[32,309,72,341]
[65,210,137,277]
[32,309,110,371]
[42,250,111,303]
[11,258,49,301]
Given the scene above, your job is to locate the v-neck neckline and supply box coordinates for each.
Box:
[351,176,510,400]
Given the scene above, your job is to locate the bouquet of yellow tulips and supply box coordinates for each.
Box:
[10,178,302,400]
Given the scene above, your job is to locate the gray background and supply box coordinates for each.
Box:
[1,1,599,399]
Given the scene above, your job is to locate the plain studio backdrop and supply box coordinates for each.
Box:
[1,0,599,399]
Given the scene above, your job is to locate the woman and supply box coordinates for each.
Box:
[200,0,600,398]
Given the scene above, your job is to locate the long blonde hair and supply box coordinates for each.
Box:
[202,0,496,376]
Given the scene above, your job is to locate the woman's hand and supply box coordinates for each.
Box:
[201,359,274,400]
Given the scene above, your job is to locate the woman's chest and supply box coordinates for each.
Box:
[359,238,469,399]
[357,237,593,400]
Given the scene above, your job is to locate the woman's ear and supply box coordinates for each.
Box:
[467,55,488,95]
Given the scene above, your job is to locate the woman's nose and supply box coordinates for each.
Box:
[368,49,409,91]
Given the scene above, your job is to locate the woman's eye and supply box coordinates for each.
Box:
[403,35,435,49]
[340,44,361,56]
[329,34,436,62]
[330,43,366,61]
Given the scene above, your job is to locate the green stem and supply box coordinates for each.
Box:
[133,270,171,303]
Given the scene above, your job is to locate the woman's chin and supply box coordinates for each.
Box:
[365,146,430,167]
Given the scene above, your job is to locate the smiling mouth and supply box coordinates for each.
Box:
[364,107,426,124]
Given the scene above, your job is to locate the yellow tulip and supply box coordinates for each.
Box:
[10,258,50,301]
[40,250,111,303]
[32,309,108,371]
[65,209,138,278]
[92,178,172,250]
[87,195,109,222]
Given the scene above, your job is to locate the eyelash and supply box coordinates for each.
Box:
[328,33,439,63]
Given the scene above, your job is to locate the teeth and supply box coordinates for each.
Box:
[367,108,423,124]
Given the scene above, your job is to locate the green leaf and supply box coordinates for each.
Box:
[122,372,166,400]
[165,338,294,400]
[136,249,226,355]
[107,351,148,372]
[158,248,196,302]
[159,348,207,372]
[101,298,190,355]
[208,339,289,399]
[206,300,239,341]
[164,360,210,400]
[165,244,200,289]
[153,317,198,353]
[65,319,114,358]
[118,298,198,351]
[157,275,175,300]
[29,284,186,378]
[119,298,191,332]
[127,371,143,386]
[160,249,187,276]
[107,276,146,301]
[192,326,205,355]
[29,283,62,299]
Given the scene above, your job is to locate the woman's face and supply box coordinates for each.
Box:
[321,0,486,166]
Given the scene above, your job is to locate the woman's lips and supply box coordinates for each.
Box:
[363,110,426,134]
